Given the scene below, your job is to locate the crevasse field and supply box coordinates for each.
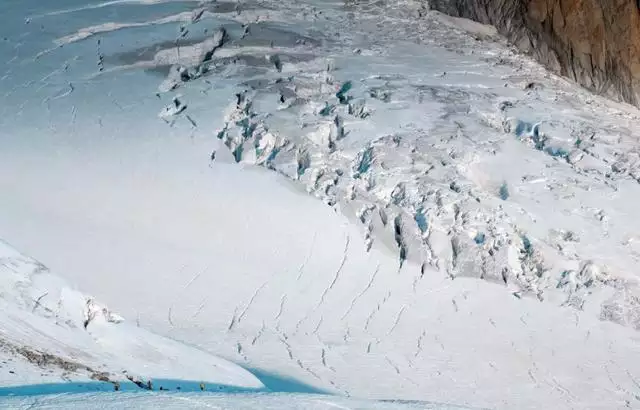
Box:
[1,0,640,409]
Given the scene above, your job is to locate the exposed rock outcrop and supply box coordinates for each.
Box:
[429,0,640,107]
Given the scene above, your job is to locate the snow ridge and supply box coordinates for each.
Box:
[0,239,264,392]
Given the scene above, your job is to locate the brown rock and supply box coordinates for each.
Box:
[429,0,640,107]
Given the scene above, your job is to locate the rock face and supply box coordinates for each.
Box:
[429,0,640,107]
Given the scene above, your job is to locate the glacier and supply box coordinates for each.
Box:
[1,0,640,408]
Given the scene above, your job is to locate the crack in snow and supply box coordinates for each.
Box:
[296,231,318,281]
[387,305,406,336]
[341,263,380,321]
[316,235,350,310]
[238,281,269,324]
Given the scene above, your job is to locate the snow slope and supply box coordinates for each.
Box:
[1,0,640,409]
[0,392,473,410]
[0,239,263,392]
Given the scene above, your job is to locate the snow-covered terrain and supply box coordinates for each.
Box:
[1,392,475,410]
[2,0,640,408]
[0,239,264,392]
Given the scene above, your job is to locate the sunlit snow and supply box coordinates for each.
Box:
[1,0,640,409]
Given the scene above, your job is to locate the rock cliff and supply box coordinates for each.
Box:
[429,0,640,107]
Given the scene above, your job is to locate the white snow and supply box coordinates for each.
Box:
[0,239,264,392]
[0,392,473,409]
[2,0,640,408]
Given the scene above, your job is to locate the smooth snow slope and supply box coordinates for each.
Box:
[1,0,640,409]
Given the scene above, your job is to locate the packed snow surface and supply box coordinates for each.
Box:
[1,0,640,409]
